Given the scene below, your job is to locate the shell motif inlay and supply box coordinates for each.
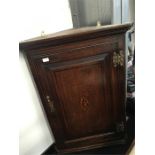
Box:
[80,97,89,111]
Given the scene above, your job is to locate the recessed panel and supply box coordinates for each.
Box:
[49,55,113,139]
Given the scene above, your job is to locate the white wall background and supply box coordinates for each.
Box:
[19,1,73,155]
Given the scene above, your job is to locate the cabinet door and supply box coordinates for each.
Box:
[42,51,125,137]
[28,47,126,149]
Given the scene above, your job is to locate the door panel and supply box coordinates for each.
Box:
[43,52,117,140]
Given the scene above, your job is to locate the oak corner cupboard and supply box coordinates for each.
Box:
[19,23,132,154]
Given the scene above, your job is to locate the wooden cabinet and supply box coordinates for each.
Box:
[19,23,132,153]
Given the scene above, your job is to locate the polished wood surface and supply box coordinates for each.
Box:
[19,23,132,50]
[41,114,135,155]
[20,23,132,153]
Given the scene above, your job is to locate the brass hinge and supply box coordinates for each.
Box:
[113,51,124,67]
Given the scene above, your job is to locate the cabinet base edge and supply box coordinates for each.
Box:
[55,137,126,154]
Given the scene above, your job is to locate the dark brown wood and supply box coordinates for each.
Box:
[19,23,132,51]
[41,114,135,154]
[20,23,132,153]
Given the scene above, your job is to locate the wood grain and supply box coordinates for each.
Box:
[20,23,131,153]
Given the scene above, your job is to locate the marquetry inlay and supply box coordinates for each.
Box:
[80,96,89,111]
